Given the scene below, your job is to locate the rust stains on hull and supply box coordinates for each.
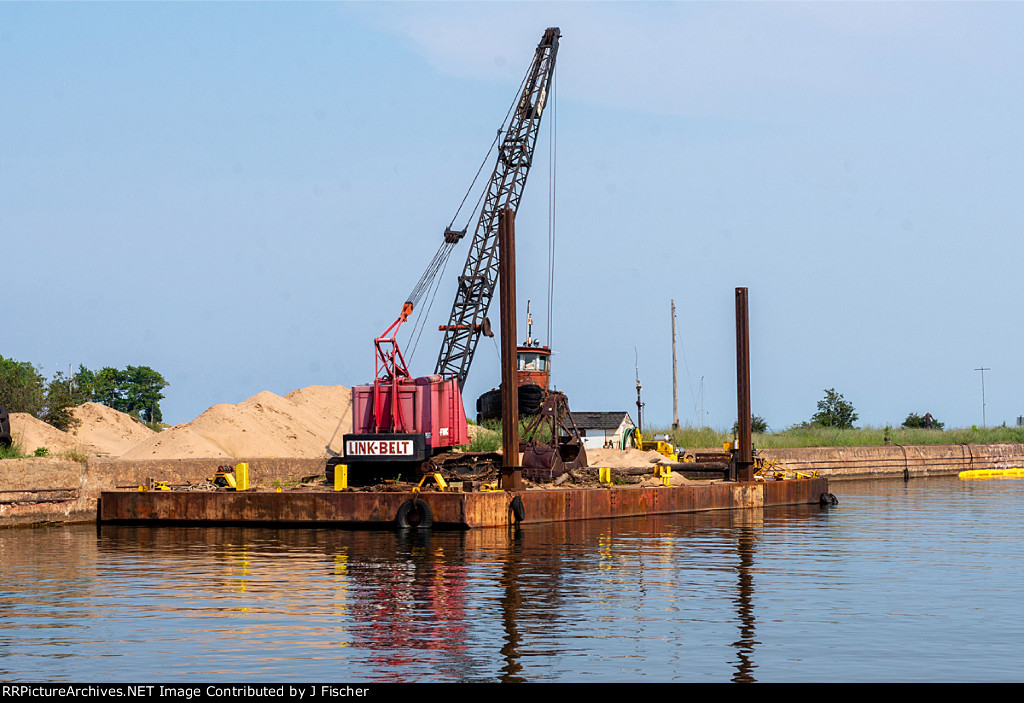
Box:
[100,478,828,529]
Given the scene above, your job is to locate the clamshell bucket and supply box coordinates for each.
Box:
[519,392,587,482]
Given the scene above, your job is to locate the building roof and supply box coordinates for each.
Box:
[570,411,634,430]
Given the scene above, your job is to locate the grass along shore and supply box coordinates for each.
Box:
[646,424,1024,449]
[467,418,1024,453]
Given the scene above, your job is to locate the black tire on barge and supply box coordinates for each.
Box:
[396,497,433,529]
[0,404,11,449]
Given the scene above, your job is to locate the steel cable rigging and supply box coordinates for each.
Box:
[401,28,560,388]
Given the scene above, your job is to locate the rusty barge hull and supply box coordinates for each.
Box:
[99,479,828,529]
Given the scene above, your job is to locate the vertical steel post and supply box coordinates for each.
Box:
[735,287,754,482]
[975,366,990,428]
[498,209,522,490]
[672,299,679,430]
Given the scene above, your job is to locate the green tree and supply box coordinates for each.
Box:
[1,359,169,430]
[0,356,45,416]
[811,388,858,429]
[71,365,97,403]
[903,412,944,430]
[41,371,81,431]
[732,415,769,434]
[93,367,128,410]
[123,365,168,422]
[88,365,168,422]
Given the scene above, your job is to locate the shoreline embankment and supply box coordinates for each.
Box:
[3,442,1024,528]
[0,457,325,528]
[761,442,1024,480]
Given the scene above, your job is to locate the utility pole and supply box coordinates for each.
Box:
[697,376,705,429]
[671,300,679,430]
[975,366,990,428]
[634,348,644,436]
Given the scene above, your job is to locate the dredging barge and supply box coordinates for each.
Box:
[98,285,830,530]
[98,478,829,529]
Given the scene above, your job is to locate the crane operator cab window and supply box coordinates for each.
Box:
[518,352,547,372]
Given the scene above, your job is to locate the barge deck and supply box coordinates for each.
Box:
[99,478,829,529]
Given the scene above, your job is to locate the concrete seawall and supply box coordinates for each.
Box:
[761,442,1024,480]
[3,443,1024,527]
[0,457,325,528]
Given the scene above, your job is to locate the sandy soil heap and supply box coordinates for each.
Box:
[8,413,86,456]
[584,447,675,469]
[120,385,352,460]
[69,403,156,456]
[7,404,155,457]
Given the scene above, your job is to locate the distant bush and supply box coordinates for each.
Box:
[732,415,769,434]
[903,412,944,430]
[467,426,502,452]
[811,388,858,429]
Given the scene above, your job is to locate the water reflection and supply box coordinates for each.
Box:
[731,518,759,683]
[5,478,1020,681]
[78,511,792,682]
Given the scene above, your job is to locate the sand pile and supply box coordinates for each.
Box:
[8,413,88,456]
[8,404,156,457]
[120,385,352,460]
[69,403,156,456]
[584,447,675,469]
[467,424,498,441]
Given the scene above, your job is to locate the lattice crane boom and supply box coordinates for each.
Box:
[434,27,560,390]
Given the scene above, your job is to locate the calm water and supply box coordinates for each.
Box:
[1,476,1023,683]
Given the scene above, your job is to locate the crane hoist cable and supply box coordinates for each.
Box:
[546,66,557,350]
[406,133,507,361]
[406,63,531,314]
[403,33,553,367]
[408,247,453,361]
[434,27,561,390]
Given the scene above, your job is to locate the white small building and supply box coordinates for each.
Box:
[571,411,636,450]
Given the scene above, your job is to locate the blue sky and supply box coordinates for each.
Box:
[3,2,1023,431]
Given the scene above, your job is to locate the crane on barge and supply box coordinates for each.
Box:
[335,28,562,485]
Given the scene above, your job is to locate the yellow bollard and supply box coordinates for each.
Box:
[599,467,611,484]
[235,462,250,491]
[334,464,348,491]
[416,472,448,491]
[656,466,672,486]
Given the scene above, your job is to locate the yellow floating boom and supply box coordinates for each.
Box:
[958,468,1024,480]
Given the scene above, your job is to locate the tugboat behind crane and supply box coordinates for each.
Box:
[474,306,591,480]
[476,301,557,422]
